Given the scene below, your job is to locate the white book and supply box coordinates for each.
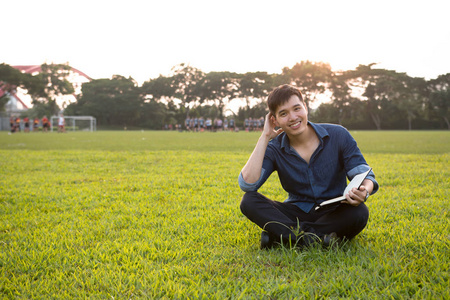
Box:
[315,168,372,210]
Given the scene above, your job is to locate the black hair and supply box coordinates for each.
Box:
[267,84,304,114]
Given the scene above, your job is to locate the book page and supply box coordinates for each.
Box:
[342,169,372,196]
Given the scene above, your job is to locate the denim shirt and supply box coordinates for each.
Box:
[238,122,379,213]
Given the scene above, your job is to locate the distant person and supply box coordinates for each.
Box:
[206,118,212,131]
[194,118,198,132]
[15,117,21,132]
[42,116,50,132]
[185,116,190,131]
[239,84,378,249]
[229,118,235,132]
[24,117,30,133]
[216,118,222,131]
[33,118,40,132]
[249,117,254,131]
[9,117,15,133]
[199,117,205,132]
[259,116,264,130]
[58,114,65,133]
[253,118,260,131]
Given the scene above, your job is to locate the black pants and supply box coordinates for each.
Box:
[240,191,369,243]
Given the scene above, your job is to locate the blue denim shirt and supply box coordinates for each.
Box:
[239,122,378,213]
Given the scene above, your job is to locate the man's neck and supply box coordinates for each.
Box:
[287,124,316,147]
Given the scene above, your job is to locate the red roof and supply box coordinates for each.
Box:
[11,92,29,109]
[12,65,42,74]
[12,65,92,81]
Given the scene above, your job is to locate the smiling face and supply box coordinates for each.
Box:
[273,95,309,137]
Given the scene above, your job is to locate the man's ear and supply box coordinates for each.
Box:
[272,115,280,127]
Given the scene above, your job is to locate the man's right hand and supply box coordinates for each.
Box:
[263,113,283,140]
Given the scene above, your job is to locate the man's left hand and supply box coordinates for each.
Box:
[342,185,368,206]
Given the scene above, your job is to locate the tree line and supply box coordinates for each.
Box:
[1,62,449,130]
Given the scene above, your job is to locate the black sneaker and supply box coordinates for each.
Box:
[322,232,339,248]
[260,231,275,249]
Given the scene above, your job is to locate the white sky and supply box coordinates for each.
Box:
[3,0,450,85]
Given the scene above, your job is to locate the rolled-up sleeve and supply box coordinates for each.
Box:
[238,168,267,192]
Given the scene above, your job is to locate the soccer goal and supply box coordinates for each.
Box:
[51,116,97,132]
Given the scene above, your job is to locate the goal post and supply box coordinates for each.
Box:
[50,116,97,132]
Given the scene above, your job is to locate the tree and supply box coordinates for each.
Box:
[427,73,450,129]
[198,71,240,118]
[142,64,206,117]
[139,98,170,129]
[65,75,141,127]
[237,101,267,122]
[30,63,75,115]
[326,72,353,125]
[0,63,78,116]
[38,63,74,97]
[0,63,45,111]
[345,64,426,130]
[141,75,176,102]
[237,72,275,110]
[343,64,387,130]
[397,75,428,130]
[282,61,332,108]
[170,64,205,115]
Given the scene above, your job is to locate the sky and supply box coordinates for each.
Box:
[3,0,450,85]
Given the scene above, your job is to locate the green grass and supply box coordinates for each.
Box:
[0,130,449,299]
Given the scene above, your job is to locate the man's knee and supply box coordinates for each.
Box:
[240,191,260,216]
[342,203,369,239]
[355,203,369,227]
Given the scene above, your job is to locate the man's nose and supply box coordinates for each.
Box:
[288,111,296,121]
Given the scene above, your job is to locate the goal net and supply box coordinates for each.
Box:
[51,116,97,132]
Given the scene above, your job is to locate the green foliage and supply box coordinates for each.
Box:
[428,73,450,129]
[0,63,46,106]
[0,131,449,298]
[137,63,449,130]
[26,99,60,118]
[0,63,76,115]
[39,63,75,97]
[0,95,9,112]
[66,76,141,127]
[283,61,332,107]
[2,62,449,129]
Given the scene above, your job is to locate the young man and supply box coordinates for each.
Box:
[239,84,378,249]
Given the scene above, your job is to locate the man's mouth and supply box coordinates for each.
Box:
[289,121,302,128]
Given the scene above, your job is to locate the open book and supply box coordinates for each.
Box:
[315,168,372,210]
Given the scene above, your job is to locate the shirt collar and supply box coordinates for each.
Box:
[280,121,329,151]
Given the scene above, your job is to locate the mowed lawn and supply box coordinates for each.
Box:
[1,130,449,299]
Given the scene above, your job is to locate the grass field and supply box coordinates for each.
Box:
[1,130,449,299]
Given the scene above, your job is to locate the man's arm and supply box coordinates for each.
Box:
[337,127,378,206]
[241,113,283,184]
